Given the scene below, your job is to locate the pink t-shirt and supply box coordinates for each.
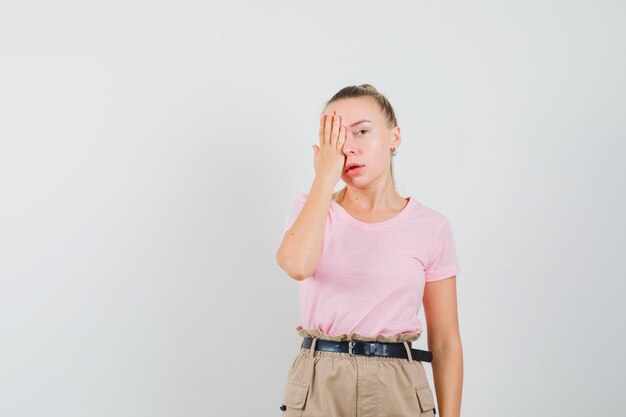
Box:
[282,193,461,338]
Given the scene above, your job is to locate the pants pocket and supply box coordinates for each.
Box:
[281,378,310,416]
[415,382,436,416]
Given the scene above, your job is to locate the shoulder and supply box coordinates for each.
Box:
[410,199,451,232]
[412,199,447,220]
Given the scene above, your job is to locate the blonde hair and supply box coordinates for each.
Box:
[322,83,399,198]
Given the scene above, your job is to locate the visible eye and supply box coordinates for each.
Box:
[355,129,368,136]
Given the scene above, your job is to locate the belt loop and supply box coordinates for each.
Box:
[403,341,413,363]
[309,337,318,358]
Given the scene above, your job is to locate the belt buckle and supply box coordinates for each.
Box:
[348,341,355,356]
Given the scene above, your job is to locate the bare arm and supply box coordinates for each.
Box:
[423,276,463,417]
[276,111,346,281]
[275,176,335,280]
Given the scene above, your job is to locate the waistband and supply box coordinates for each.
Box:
[301,337,433,362]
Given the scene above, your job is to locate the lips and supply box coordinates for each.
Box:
[345,163,364,172]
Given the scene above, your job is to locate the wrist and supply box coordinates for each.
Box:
[312,175,337,190]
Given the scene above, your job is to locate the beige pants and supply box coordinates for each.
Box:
[281,327,436,417]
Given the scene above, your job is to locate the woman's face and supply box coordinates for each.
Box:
[324,96,399,186]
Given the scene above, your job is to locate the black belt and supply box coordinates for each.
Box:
[301,337,433,362]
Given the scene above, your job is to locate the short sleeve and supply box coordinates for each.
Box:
[282,193,306,235]
[425,216,461,282]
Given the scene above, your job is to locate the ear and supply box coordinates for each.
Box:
[390,126,401,150]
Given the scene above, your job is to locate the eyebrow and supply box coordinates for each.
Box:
[349,119,372,128]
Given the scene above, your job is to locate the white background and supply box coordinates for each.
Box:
[1,1,624,416]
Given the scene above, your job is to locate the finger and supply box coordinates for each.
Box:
[319,113,326,146]
[337,125,345,151]
[324,111,334,146]
[330,114,340,147]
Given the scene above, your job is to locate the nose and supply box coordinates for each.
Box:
[342,132,356,155]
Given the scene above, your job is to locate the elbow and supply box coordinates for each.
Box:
[428,333,463,355]
[276,248,313,281]
[289,271,309,281]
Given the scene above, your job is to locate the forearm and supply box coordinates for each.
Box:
[430,342,463,417]
[276,176,335,280]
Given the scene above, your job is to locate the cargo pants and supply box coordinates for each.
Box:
[280,327,437,417]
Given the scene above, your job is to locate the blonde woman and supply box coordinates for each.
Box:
[276,84,463,417]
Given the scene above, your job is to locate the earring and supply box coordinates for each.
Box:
[391,147,397,156]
